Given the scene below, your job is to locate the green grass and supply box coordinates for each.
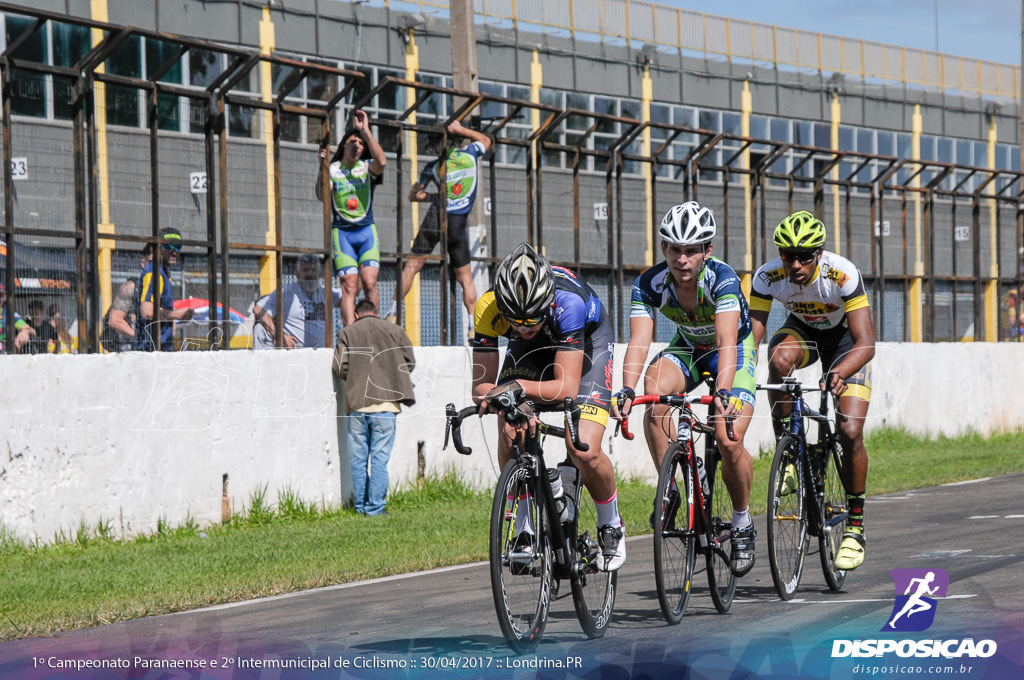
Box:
[2,427,1022,640]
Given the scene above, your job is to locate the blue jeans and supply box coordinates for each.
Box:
[347,411,396,515]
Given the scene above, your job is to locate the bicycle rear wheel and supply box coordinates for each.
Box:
[704,447,736,613]
[767,435,808,600]
[570,484,617,638]
[652,442,695,624]
[489,459,552,652]
[818,440,848,591]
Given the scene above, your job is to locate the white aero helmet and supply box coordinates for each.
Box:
[659,201,716,246]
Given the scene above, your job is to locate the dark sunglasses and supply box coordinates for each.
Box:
[161,243,182,253]
[508,315,544,328]
[779,249,819,264]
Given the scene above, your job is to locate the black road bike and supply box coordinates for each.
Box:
[445,392,616,652]
[759,375,849,600]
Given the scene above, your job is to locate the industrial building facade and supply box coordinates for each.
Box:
[1,0,1021,349]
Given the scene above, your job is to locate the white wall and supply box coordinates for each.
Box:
[2,342,1021,544]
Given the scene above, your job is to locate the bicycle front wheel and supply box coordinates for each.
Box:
[570,484,617,638]
[704,447,737,613]
[767,435,808,600]
[818,440,848,591]
[652,442,695,624]
[489,459,552,652]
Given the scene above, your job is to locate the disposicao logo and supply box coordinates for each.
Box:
[882,568,949,632]
[831,568,998,660]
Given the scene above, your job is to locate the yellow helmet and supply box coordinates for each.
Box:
[773,211,826,250]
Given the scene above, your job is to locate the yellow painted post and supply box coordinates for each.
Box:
[908,105,924,342]
[405,31,422,345]
[258,8,277,296]
[740,80,752,295]
[91,0,114,336]
[530,50,542,170]
[830,92,841,253]
[985,115,999,341]
[642,65,653,266]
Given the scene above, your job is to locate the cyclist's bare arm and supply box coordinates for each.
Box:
[408,182,433,203]
[825,307,876,395]
[448,119,492,153]
[472,347,500,406]
[614,315,654,422]
[749,308,770,350]
[353,110,387,176]
[713,309,741,417]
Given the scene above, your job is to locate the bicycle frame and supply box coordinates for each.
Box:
[621,393,725,555]
[445,394,616,650]
[761,377,844,535]
[445,397,593,579]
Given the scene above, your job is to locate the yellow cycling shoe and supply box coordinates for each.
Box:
[834,529,865,570]
[780,463,798,496]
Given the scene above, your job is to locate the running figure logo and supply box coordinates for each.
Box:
[882,568,949,632]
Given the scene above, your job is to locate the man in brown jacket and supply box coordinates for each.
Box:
[333,299,416,516]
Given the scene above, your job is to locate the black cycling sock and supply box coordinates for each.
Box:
[847,493,865,531]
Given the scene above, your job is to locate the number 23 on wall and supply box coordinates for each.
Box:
[10,157,27,180]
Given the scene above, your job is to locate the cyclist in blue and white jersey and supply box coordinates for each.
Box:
[611,201,758,577]
[398,119,491,321]
[749,210,876,571]
[472,243,625,572]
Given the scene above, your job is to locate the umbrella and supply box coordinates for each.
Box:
[173,298,246,324]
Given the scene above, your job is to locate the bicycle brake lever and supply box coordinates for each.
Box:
[725,414,737,442]
[443,403,456,451]
[443,403,474,455]
[564,398,590,452]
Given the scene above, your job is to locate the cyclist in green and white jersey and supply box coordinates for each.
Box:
[316,109,386,327]
[611,202,759,577]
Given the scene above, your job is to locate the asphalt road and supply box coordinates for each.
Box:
[3,473,1023,679]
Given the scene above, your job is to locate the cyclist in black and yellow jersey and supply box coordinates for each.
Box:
[472,243,625,572]
[749,211,876,571]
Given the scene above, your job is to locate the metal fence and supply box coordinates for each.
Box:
[1,4,1021,353]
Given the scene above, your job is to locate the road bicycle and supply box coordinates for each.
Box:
[618,386,737,623]
[758,374,849,600]
[445,391,616,652]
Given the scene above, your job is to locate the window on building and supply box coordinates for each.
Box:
[5,15,48,118]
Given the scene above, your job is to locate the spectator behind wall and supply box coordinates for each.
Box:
[0,284,34,353]
[134,227,193,352]
[102,248,152,352]
[333,299,416,517]
[252,253,342,349]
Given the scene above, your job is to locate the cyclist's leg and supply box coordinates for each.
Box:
[827,344,872,570]
[398,212,440,302]
[702,339,758,576]
[446,214,477,319]
[570,329,624,571]
[354,225,381,311]
[766,316,818,435]
[642,341,697,469]
[332,227,361,326]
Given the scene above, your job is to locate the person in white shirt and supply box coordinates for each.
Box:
[253,254,342,349]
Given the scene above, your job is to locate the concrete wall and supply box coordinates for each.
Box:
[2,342,1022,544]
